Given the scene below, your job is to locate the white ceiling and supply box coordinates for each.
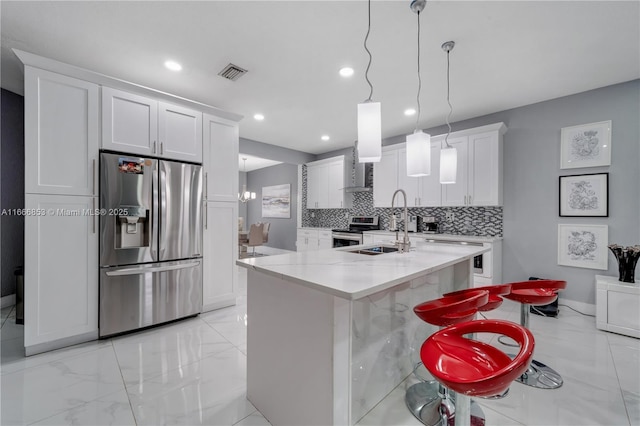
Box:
[2,1,639,156]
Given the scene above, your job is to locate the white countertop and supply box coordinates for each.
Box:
[364,230,502,243]
[236,243,488,300]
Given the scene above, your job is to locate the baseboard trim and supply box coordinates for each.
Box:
[1,294,16,309]
[25,330,99,356]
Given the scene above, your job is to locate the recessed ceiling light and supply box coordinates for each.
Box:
[164,60,182,71]
[404,108,416,116]
[339,67,354,77]
[254,113,265,121]
[321,135,330,141]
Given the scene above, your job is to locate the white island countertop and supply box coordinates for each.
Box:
[236,243,488,300]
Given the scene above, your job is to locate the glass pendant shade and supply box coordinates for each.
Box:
[357,101,382,163]
[406,130,431,177]
[439,146,457,184]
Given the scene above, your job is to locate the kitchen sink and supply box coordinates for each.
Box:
[347,246,399,255]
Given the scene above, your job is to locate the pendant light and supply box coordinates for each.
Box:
[440,40,457,184]
[357,0,381,163]
[238,157,256,203]
[406,0,431,177]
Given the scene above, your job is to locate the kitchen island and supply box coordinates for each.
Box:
[237,242,488,426]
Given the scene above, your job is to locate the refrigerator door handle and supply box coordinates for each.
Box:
[159,163,168,258]
[105,261,201,277]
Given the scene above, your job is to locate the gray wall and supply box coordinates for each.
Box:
[421,80,638,305]
[1,89,25,298]
[315,80,640,305]
[245,163,299,251]
[240,137,315,165]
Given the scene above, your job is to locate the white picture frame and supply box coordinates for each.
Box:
[559,173,608,217]
[557,224,608,270]
[262,184,291,218]
[560,120,611,169]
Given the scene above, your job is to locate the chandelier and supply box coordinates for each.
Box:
[238,157,256,203]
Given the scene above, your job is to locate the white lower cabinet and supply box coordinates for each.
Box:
[24,194,98,355]
[203,201,238,312]
[297,228,333,251]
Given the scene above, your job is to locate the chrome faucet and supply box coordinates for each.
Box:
[390,189,411,253]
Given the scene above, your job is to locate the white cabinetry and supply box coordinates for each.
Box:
[375,144,442,208]
[203,114,239,202]
[596,275,640,338]
[297,228,333,251]
[24,194,98,354]
[306,156,350,209]
[25,67,99,196]
[203,201,238,311]
[202,115,239,312]
[23,66,100,355]
[441,124,505,207]
[102,87,203,163]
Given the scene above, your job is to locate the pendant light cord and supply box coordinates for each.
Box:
[363,0,374,102]
[444,48,453,148]
[415,11,422,132]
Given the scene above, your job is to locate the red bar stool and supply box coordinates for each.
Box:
[502,279,567,389]
[443,283,513,313]
[421,319,534,425]
[405,289,489,426]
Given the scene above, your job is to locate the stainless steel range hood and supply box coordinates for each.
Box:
[344,162,373,192]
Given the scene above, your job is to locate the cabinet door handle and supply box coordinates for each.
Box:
[160,142,164,155]
[464,195,467,205]
[92,198,96,234]
[468,195,472,205]
[153,141,157,154]
[204,202,208,230]
[204,173,208,201]
[92,159,96,195]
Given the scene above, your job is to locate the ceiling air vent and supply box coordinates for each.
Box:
[218,63,248,81]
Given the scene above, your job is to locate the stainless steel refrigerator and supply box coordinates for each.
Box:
[99,152,203,337]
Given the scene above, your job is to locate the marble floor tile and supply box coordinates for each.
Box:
[111,316,234,386]
[127,347,255,425]
[1,345,125,425]
[30,388,136,426]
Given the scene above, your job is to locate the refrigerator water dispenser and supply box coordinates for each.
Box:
[115,206,149,249]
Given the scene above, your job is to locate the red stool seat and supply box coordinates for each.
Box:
[444,284,512,312]
[503,280,567,305]
[421,319,535,398]
[413,289,489,327]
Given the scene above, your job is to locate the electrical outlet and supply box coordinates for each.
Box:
[445,212,455,221]
[310,212,315,218]
[345,212,350,219]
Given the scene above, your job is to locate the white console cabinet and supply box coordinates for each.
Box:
[596,275,640,338]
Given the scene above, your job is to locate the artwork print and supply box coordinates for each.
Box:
[559,173,608,217]
[560,121,611,169]
[262,184,291,218]
[558,224,608,270]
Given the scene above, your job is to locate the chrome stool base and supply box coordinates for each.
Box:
[516,358,563,389]
[405,381,485,426]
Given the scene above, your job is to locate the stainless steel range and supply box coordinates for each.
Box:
[332,216,380,248]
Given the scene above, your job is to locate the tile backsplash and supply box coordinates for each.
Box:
[301,164,503,236]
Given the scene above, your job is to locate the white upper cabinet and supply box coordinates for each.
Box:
[158,102,203,163]
[25,67,99,196]
[441,124,505,206]
[373,149,399,207]
[102,87,202,162]
[101,87,158,157]
[305,156,350,209]
[203,114,239,202]
[419,142,442,207]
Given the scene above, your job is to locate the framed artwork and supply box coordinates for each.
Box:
[559,173,608,217]
[557,224,608,270]
[560,120,611,169]
[262,184,291,218]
